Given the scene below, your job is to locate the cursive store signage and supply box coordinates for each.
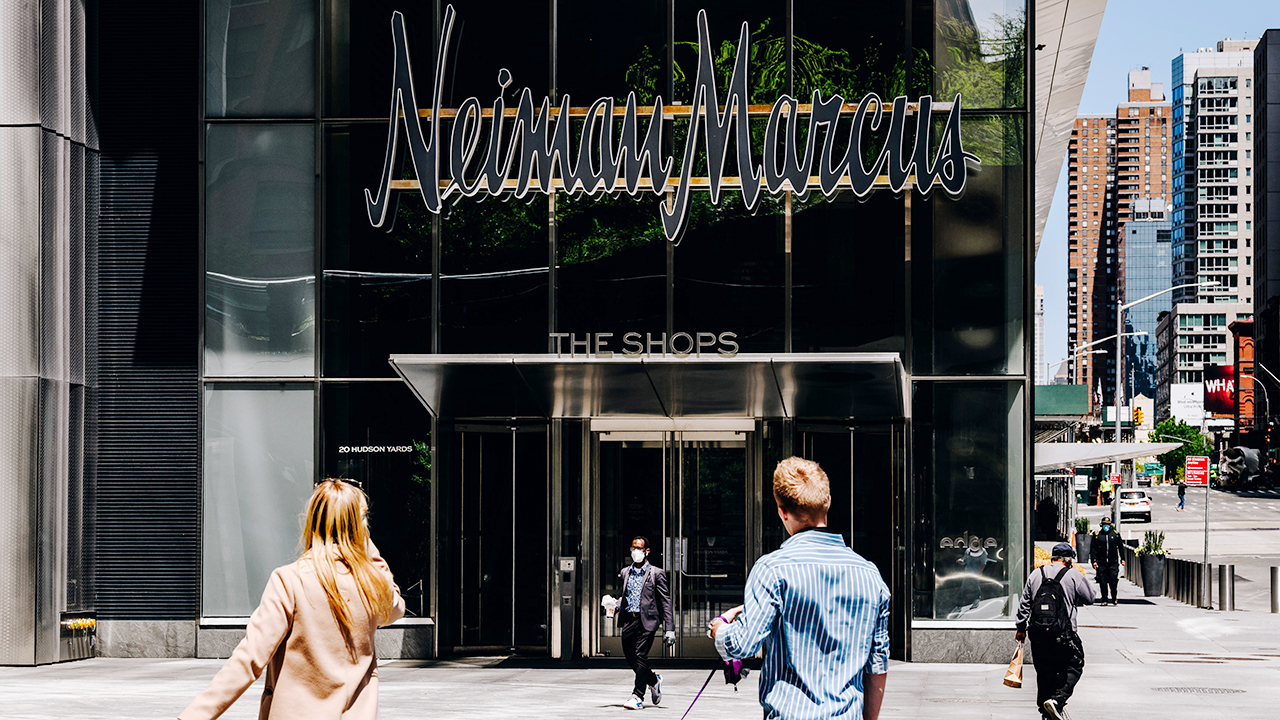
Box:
[550,332,738,358]
[366,5,979,244]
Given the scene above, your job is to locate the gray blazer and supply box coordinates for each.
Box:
[617,563,675,633]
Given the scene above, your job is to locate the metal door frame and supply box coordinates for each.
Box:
[586,419,757,658]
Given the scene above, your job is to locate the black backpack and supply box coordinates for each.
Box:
[1028,565,1072,634]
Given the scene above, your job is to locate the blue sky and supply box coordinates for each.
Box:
[1036,0,1279,378]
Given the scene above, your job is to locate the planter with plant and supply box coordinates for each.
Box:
[1136,530,1166,596]
[1074,516,1092,564]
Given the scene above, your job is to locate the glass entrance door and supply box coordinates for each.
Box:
[592,429,750,658]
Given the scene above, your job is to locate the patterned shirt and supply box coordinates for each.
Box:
[625,561,648,613]
[715,529,890,720]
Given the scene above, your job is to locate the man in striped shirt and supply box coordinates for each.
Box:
[711,456,890,720]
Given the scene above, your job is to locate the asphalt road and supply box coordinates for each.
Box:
[1078,484,1280,612]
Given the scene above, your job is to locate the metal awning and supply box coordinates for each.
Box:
[1034,442,1183,472]
[389,353,906,420]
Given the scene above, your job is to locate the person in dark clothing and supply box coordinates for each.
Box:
[616,536,675,710]
[1091,517,1124,605]
[1016,543,1095,720]
[1177,481,1186,511]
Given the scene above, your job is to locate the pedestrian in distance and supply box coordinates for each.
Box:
[1098,477,1113,507]
[179,478,405,720]
[1177,479,1186,511]
[711,456,890,720]
[1091,516,1124,606]
[1016,542,1095,720]
[616,536,675,710]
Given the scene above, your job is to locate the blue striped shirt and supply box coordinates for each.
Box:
[715,529,891,720]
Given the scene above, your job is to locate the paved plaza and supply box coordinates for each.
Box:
[3,571,1279,719]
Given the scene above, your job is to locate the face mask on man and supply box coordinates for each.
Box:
[1101,523,1111,531]
[631,549,647,564]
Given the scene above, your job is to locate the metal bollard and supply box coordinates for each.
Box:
[1219,565,1229,611]
[1228,564,1236,612]
[1271,567,1278,614]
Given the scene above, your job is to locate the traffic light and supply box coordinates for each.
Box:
[1133,407,1144,426]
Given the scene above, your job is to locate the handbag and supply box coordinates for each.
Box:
[1003,644,1024,688]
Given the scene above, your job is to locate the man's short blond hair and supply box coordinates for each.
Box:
[773,456,831,518]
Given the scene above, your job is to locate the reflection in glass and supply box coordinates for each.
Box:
[934,0,1026,109]
[440,195,548,353]
[321,382,432,616]
[322,273,431,378]
[557,192,666,341]
[203,385,315,616]
[915,114,1024,374]
[207,0,316,117]
[206,124,316,376]
[674,1,785,105]
[679,441,746,646]
[912,381,1025,620]
[793,0,916,100]
[558,0,665,102]
[325,0,436,119]
[792,192,905,353]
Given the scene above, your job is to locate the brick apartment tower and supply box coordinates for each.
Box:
[1066,69,1172,403]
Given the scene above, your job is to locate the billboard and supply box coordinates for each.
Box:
[1204,364,1235,416]
[1170,383,1204,426]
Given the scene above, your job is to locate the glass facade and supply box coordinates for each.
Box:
[1119,207,1173,401]
[200,0,1032,651]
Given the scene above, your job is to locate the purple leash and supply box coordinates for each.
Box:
[678,667,720,720]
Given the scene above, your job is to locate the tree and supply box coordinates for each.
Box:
[1149,418,1211,478]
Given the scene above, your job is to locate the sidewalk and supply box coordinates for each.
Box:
[2,575,1277,719]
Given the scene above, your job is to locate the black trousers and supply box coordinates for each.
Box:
[619,611,659,697]
[1029,629,1085,716]
[1095,563,1120,603]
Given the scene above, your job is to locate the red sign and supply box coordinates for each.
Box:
[1185,456,1210,486]
[1204,364,1235,416]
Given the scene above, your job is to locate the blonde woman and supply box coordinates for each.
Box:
[180,479,405,720]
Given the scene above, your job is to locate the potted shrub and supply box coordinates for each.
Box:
[1074,516,1092,564]
[1137,530,1166,596]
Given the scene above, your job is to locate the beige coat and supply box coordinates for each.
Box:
[180,543,406,720]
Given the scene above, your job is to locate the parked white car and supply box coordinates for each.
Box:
[1119,489,1152,523]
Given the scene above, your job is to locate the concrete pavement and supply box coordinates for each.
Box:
[3,572,1279,719]
[1078,484,1280,612]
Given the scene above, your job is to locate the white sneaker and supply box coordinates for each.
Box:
[649,675,662,705]
[1042,699,1065,720]
[624,694,644,710]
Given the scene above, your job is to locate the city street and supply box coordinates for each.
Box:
[1078,484,1280,612]
[3,572,1277,719]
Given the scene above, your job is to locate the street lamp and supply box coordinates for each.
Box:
[1046,349,1105,386]
[1240,373,1270,431]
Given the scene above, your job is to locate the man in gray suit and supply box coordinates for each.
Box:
[618,536,675,710]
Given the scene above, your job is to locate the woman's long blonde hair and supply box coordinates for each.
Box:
[301,479,396,649]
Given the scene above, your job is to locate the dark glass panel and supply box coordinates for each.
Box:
[320,382,433,617]
[673,193,785,353]
[793,0,912,100]
[935,0,1027,109]
[322,124,433,377]
[911,381,1026,619]
[558,0,665,103]
[443,0,550,109]
[914,114,1025,374]
[673,1,786,105]
[207,0,316,118]
[440,194,549,353]
[792,192,906,353]
[556,192,666,342]
[205,124,316,377]
[325,0,436,119]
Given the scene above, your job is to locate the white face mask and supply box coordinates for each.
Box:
[631,549,647,564]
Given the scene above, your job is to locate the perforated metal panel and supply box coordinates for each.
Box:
[0,127,42,379]
[0,1,41,125]
[36,378,70,664]
[0,378,38,665]
[40,0,69,136]
[41,131,71,384]
[70,144,85,386]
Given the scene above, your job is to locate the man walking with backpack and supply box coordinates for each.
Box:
[1016,543,1095,720]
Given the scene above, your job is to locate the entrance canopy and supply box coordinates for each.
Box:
[1034,442,1183,472]
[389,353,906,420]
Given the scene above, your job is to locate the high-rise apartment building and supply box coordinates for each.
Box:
[1066,69,1171,402]
[1171,40,1257,307]
[1253,30,1280,438]
[1035,286,1046,384]
[1118,198,1172,401]
[1155,302,1251,419]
